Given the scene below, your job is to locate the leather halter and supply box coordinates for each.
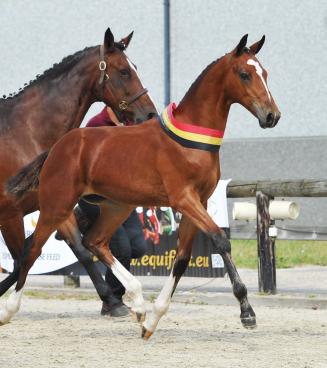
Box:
[98,45,148,110]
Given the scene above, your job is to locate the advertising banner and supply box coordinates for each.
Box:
[0,211,77,274]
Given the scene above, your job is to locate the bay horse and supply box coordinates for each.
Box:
[2,35,280,339]
[0,27,157,310]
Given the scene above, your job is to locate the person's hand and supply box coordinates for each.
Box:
[106,107,123,126]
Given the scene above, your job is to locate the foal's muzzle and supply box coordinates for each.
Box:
[255,103,281,129]
[259,111,281,129]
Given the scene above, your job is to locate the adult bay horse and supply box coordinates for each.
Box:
[0,27,157,310]
[2,35,280,338]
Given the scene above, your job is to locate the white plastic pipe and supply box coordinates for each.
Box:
[269,201,300,220]
[232,202,257,220]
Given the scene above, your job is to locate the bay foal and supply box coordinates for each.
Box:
[3,35,280,339]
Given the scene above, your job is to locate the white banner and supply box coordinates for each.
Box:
[0,211,77,274]
[207,179,231,228]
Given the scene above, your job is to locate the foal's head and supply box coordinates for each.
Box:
[98,28,157,124]
[223,35,280,128]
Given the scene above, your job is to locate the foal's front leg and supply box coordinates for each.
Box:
[142,215,197,339]
[179,193,256,329]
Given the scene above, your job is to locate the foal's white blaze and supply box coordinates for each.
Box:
[0,289,23,325]
[143,271,175,333]
[111,257,145,315]
[247,59,271,101]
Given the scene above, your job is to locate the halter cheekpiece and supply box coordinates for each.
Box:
[159,103,224,152]
[98,44,148,109]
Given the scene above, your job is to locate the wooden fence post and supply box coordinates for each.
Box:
[256,191,276,294]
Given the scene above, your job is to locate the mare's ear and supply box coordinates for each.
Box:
[235,34,248,56]
[120,31,134,50]
[249,35,265,55]
[104,27,115,51]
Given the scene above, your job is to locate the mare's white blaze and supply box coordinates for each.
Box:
[127,56,159,112]
[127,56,144,88]
[111,257,145,314]
[247,59,271,101]
[143,271,175,333]
[0,289,23,325]
[147,92,158,111]
[127,57,137,73]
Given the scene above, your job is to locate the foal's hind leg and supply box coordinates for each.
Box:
[82,203,146,321]
[0,191,82,324]
[0,220,55,325]
[58,213,121,310]
[142,215,197,339]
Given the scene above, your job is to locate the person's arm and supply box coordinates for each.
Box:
[86,107,121,128]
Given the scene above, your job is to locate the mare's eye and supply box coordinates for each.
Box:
[120,69,130,77]
[239,72,250,81]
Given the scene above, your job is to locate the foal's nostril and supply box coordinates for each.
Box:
[274,113,281,126]
[266,112,274,125]
[147,112,157,120]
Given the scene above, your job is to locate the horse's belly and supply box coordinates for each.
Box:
[90,162,169,207]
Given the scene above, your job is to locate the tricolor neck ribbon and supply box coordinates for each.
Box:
[159,103,224,152]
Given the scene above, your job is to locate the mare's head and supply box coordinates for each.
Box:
[222,35,280,128]
[98,28,157,124]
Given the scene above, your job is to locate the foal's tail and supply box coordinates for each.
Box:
[5,151,49,200]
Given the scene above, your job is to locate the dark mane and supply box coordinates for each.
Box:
[0,46,97,104]
[181,57,222,100]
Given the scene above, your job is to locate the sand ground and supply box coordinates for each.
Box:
[0,295,326,368]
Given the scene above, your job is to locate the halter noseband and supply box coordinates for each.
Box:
[98,45,148,110]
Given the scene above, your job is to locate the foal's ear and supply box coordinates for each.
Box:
[235,34,248,56]
[104,27,115,50]
[119,31,134,50]
[249,35,265,55]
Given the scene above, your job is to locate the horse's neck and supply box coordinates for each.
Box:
[175,61,230,132]
[2,47,99,147]
[35,48,99,137]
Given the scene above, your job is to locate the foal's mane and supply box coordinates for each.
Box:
[181,56,222,101]
[0,46,98,105]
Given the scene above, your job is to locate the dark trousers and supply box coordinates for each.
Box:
[78,200,147,301]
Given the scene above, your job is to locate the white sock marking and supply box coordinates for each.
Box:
[111,257,145,315]
[0,289,23,325]
[143,271,175,333]
[247,59,271,101]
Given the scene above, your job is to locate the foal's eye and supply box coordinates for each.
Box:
[120,69,130,77]
[239,71,250,81]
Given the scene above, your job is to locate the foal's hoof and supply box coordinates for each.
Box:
[0,311,10,326]
[141,326,153,340]
[131,310,146,323]
[241,315,257,329]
